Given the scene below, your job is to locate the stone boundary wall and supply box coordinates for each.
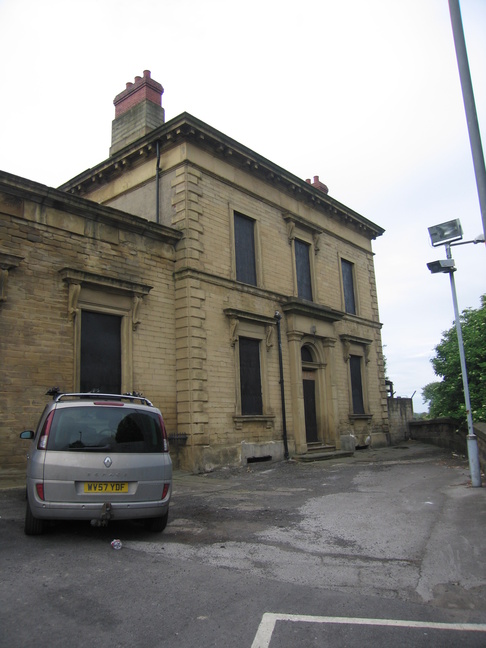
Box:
[408,418,486,471]
[0,177,180,476]
[387,397,413,444]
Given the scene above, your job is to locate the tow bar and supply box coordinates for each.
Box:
[90,502,113,527]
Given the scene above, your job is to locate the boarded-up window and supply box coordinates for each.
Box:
[341,259,356,314]
[234,212,257,286]
[295,239,312,301]
[80,311,121,394]
[350,355,365,414]
[239,337,263,415]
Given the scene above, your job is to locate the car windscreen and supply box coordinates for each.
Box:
[47,406,163,453]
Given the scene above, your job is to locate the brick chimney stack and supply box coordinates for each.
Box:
[110,70,165,156]
[305,175,329,195]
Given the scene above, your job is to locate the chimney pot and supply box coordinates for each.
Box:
[110,70,165,156]
[306,174,329,195]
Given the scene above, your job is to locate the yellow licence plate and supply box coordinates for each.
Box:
[84,482,129,493]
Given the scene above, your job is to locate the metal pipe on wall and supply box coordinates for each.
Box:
[275,311,290,460]
[155,140,161,224]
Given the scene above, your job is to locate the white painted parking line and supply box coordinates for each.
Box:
[251,613,486,648]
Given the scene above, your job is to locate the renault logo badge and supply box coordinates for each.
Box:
[104,456,112,468]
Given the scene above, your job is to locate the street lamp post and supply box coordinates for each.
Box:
[448,0,486,241]
[427,218,483,487]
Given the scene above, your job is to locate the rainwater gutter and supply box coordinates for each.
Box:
[155,140,161,223]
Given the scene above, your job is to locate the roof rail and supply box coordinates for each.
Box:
[53,392,154,407]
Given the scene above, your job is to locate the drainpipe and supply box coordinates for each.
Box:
[155,140,161,223]
[275,311,290,460]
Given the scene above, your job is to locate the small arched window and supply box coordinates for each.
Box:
[301,346,314,363]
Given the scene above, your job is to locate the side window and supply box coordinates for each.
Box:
[295,239,313,301]
[341,259,356,314]
[349,355,365,414]
[239,337,263,415]
[234,212,257,286]
[80,311,122,393]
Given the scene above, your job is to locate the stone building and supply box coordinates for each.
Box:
[0,71,388,476]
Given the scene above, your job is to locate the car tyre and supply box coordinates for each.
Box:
[24,498,47,536]
[144,510,169,532]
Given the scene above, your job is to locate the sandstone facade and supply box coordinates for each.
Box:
[1,75,388,476]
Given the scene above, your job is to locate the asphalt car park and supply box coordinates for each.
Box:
[1,442,486,648]
[251,613,486,647]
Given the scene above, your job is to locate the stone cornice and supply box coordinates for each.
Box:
[59,268,153,296]
[0,170,182,246]
[223,308,277,327]
[339,333,373,364]
[339,333,373,346]
[282,298,344,323]
[0,252,24,271]
[59,268,153,327]
[282,211,323,237]
[59,112,385,241]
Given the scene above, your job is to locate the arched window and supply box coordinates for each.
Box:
[301,345,314,363]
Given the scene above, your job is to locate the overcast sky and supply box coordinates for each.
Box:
[1,0,485,412]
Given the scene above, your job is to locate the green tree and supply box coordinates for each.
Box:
[423,294,486,422]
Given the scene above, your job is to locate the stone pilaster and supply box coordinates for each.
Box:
[172,165,209,470]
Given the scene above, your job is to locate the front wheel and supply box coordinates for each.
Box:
[144,510,169,533]
[24,498,47,536]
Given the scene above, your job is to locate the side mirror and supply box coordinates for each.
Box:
[20,430,34,440]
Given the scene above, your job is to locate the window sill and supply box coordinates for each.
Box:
[348,414,373,421]
[233,415,275,430]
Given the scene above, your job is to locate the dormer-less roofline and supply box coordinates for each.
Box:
[59,112,384,241]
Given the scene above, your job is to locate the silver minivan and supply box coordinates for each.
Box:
[20,392,172,535]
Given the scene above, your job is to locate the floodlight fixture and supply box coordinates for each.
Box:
[428,218,463,246]
[426,259,456,274]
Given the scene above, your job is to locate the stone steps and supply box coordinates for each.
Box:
[293,447,355,462]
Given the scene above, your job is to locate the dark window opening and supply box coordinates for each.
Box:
[303,377,318,442]
[239,337,263,415]
[234,212,257,286]
[301,345,314,363]
[295,239,313,301]
[80,311,121,394]
[341,259,356,314]
[350,355,365,414]
[247,455,272,464]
